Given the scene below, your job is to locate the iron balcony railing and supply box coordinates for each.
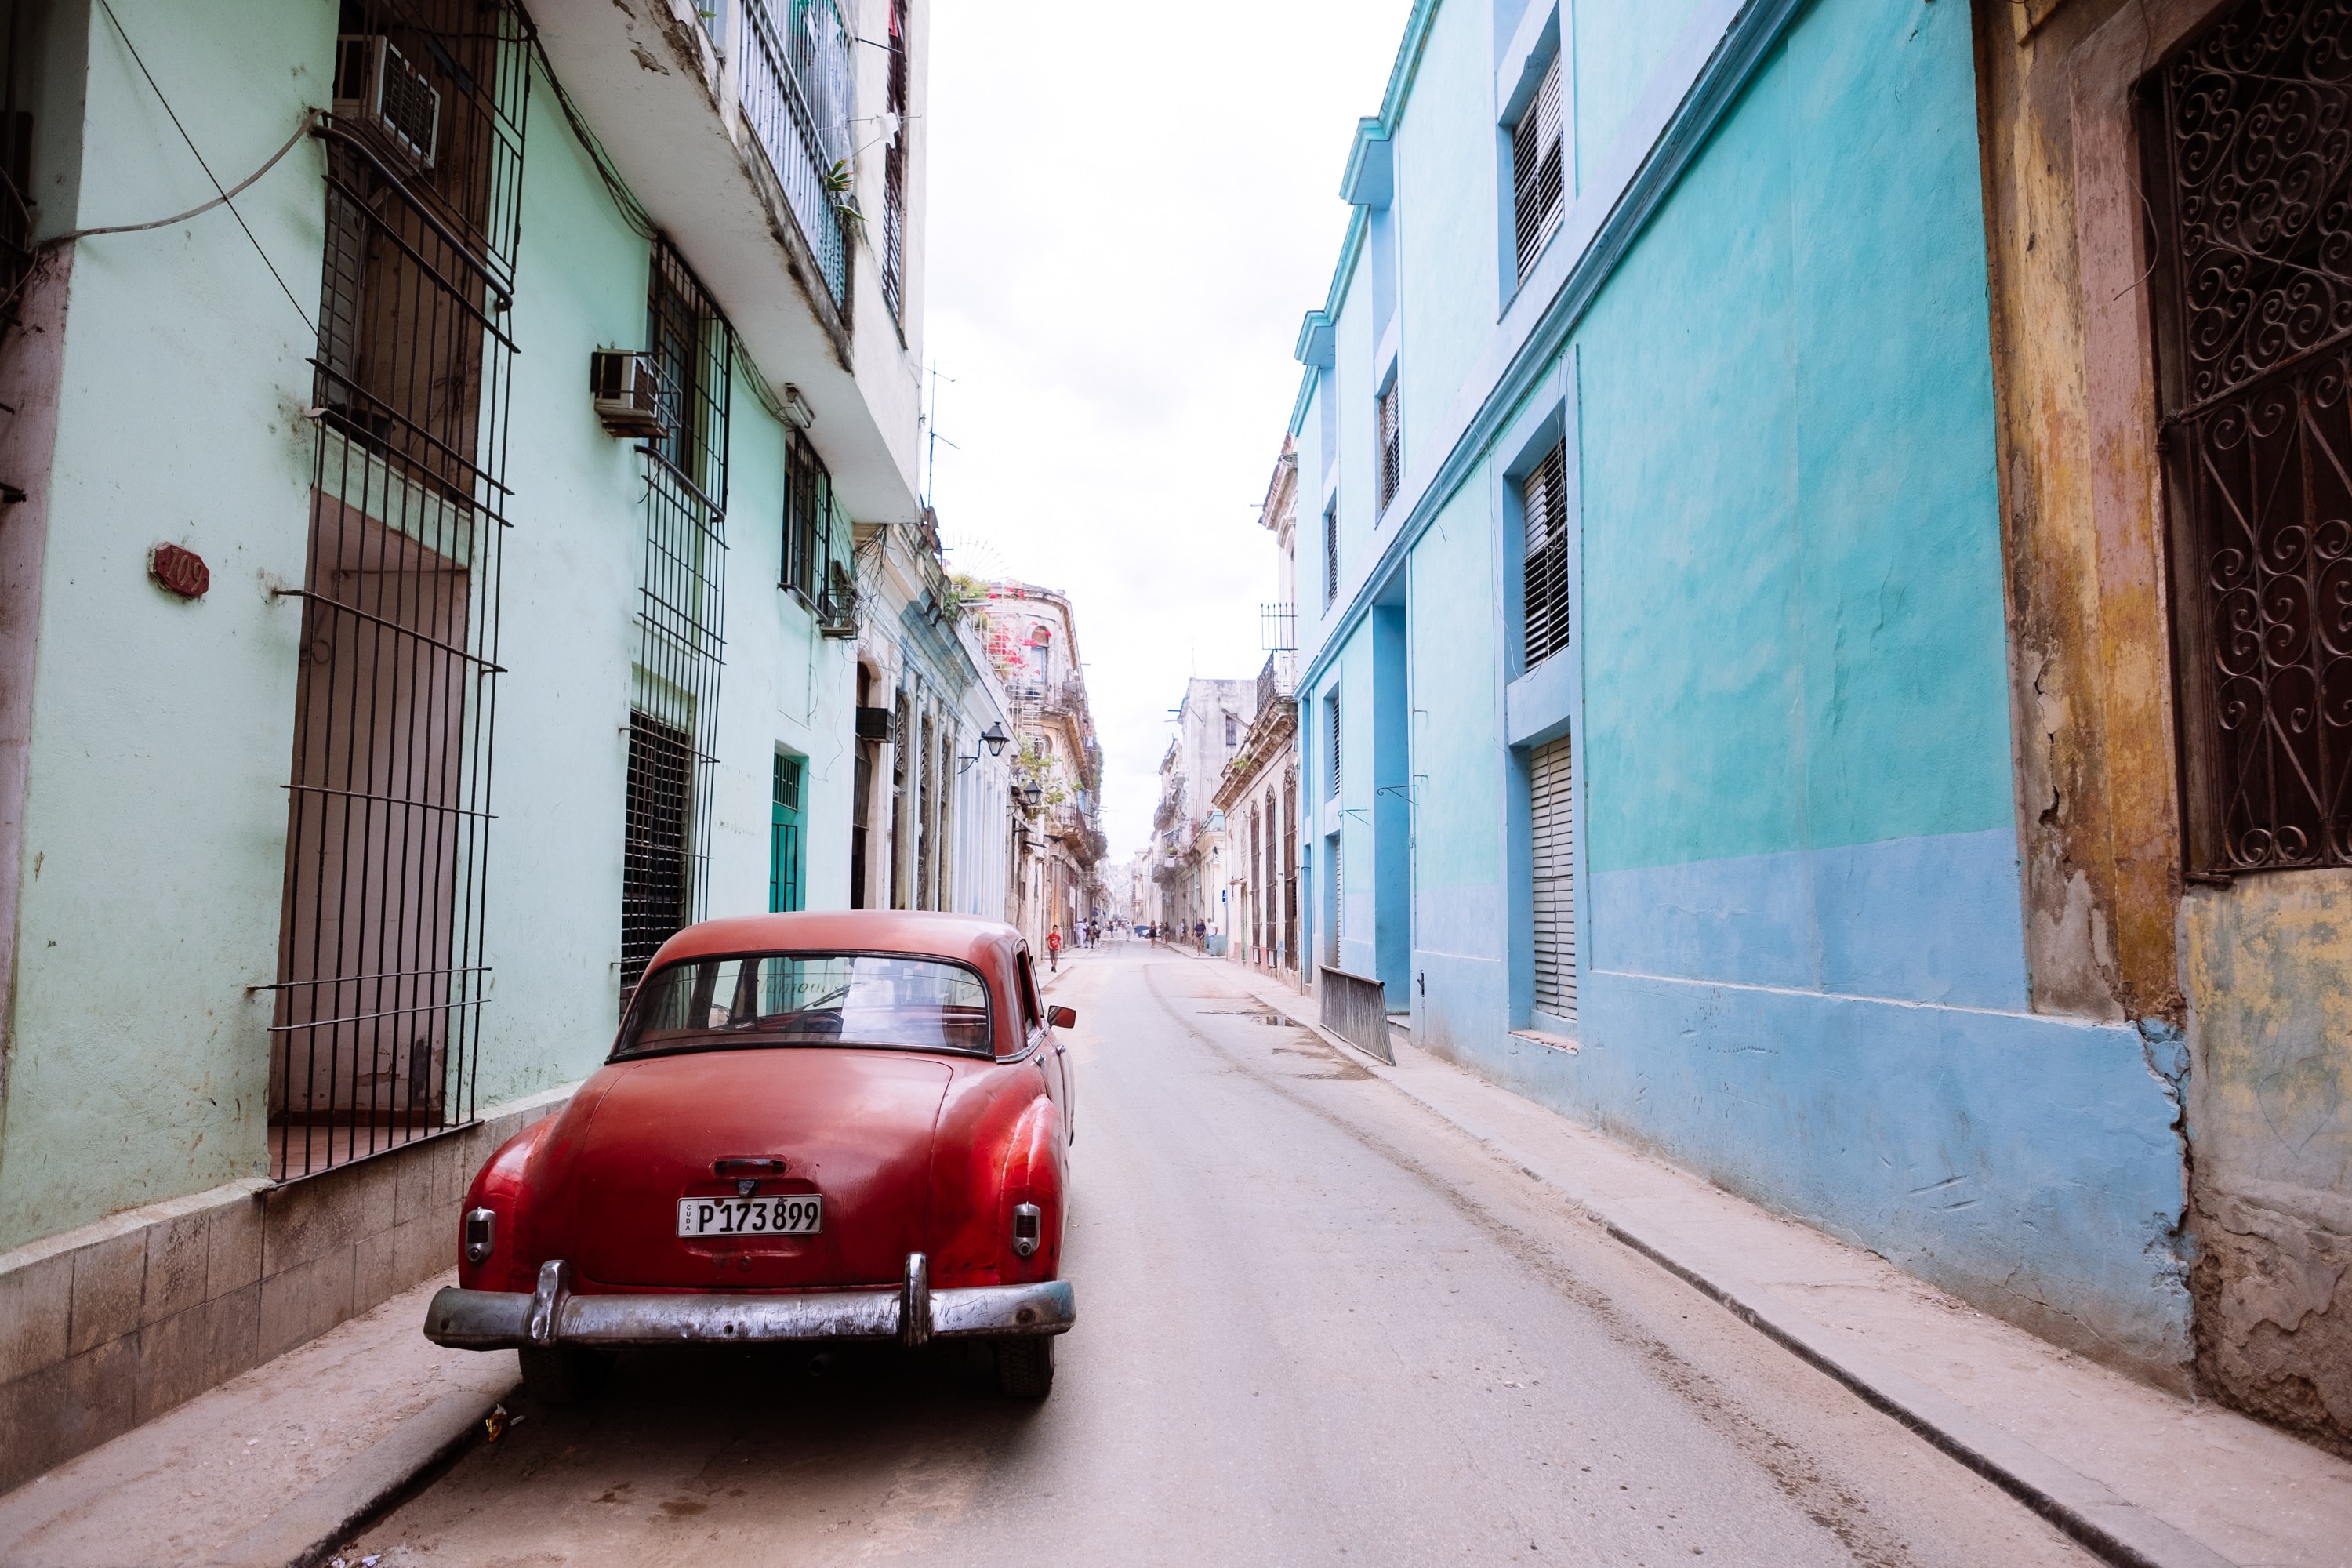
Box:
[739,0,852,308]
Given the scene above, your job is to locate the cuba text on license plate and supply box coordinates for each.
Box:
[676,1195,822,1236]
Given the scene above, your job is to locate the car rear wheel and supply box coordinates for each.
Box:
[517,1344,614,1405]
[995,1335,1055,1399]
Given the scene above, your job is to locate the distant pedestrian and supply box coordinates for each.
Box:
[1047,926,1062,972]
[1193,919,1206,951]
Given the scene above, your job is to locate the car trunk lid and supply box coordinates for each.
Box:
[567,1049,953,1290]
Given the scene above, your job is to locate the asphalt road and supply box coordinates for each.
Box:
[345,944,2092,1567]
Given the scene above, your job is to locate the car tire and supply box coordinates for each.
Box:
[995,1335,1055,1399]
[517,1344,614,1405]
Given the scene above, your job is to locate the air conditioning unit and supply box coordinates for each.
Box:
[855,706,898,744]
[589,350,670,438]
[334,35,441,170]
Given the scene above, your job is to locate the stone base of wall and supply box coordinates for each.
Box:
[2190,1187,2352,1460]
[0,1087,571,1495]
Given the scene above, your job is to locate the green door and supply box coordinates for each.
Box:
[771,753,805,912]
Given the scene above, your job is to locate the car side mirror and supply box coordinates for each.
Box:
[1047,1005,1076,1030]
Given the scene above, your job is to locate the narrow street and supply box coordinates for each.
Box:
[344,944,2088,1568]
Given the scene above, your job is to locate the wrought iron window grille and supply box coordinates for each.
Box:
[622,241,732,995]
[270,0,530,1183]
[1522,440,1572,670]
[782,429,833,599]
[1512,50,1566,284]
[2143,0,2352,875]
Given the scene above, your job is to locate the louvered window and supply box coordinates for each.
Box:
[1329,833,1345,954]
[1376,381,1403,514]
[1327,692,1341,797]
[1323,499,1339,608]
[1531,735,1577,1025]
[1522,440,1571,668]
[1512,51,1566,282]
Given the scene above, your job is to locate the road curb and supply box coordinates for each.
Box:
[1243,980,2237,1568]
[205,1382,514,1568]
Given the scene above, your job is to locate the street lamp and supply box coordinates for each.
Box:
[1020,781,1044,811]
[981,722,1010,757]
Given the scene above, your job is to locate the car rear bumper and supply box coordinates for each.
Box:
[423,1254,1073,1352]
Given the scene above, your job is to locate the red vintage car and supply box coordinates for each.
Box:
[423,911,1076,1399]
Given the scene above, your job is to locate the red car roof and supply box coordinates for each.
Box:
[646,909,1027,974]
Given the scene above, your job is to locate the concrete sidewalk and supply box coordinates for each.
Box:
[1222,963,2352,1568]
[0,1275,514,1568]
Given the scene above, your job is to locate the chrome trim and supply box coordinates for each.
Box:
[1011,1203,1042,1258]
[423,1264,1074,1352]
[899,1252,931,1350]
[463,1207,496,1265]
[526,1258,571,1346]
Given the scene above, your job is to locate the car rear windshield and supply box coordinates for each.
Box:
[615,953,994,1058]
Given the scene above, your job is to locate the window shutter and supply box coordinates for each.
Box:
[1513,52,1566,281]
[1377,382,1403,513]
[1522,440,1572,668]
[1530,735,1576,1025]
[1327,693,1341,797]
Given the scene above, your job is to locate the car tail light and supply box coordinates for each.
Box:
[1011,1203,1043,1258]
[464,1207,496,1265]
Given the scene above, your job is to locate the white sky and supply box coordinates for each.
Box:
[924,2,1417,861]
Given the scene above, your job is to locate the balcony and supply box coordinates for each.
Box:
[737,0,852,308]
[531,0,920,524]
[1256,650,1295,719]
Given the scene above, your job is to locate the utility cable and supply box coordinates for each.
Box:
[45,110,318,243]
[93,0,314,335]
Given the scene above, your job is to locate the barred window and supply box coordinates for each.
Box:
[1376,379,1402,514]
[1512,50,1565,282]
[782,431,830,598]
[271,0,528,1181]
[881,0,910,325]
[2143,0,2352,874]
[1522,439,1571,668]
[623,243,731,993]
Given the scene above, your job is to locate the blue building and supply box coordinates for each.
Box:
[1291,0,2195,1385]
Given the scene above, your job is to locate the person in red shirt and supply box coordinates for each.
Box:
[1047,926,1062,971]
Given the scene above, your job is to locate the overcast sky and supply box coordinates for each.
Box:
[924,2,1417,862]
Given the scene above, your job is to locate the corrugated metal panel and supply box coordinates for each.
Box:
[1531,735,1575,1024]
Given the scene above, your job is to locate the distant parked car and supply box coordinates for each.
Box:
[423,912,1077,1399]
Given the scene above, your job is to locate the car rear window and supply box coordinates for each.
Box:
[616,953,993,1058]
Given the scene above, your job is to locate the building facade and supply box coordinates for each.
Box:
[975,581,1105,949]
[844,510,1014,920]
[1287,0,2352,1447]
[1213,440,1302,979]
[0,0,930,1483]
[1151,676,1257,949]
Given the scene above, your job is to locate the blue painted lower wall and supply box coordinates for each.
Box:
[1589,829,2031,1010]
[1414,960,2191,1371]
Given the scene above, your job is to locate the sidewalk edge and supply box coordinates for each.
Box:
[1243,977,2238,1568]
[205,1381,514,1568]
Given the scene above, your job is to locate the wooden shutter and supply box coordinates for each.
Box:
[1531,735,1576,1024]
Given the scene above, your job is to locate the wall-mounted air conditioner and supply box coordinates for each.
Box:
[590,350,670,438]
[334,35,441,170]
[817,561,859,639]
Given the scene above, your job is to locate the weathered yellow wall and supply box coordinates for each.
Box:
[1975,0,2351,1453]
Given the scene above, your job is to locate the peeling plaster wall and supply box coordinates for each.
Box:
[1974,0,2352,1450]
[2182,880,2352,1453]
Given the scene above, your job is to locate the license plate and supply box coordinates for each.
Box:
[676,1194,824,1237]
